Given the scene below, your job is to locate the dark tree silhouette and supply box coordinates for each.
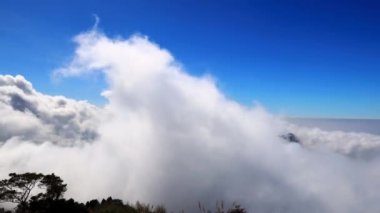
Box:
[0,172,69,212]
[28,198,87,213]
[38,173,67,200]
[0,173,43,206]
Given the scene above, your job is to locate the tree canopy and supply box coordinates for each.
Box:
[37,173,67,200]
[0,172,66,208]
[0,173,43,204]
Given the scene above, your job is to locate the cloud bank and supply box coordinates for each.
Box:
[1,29,380,212]
[287,124,380,160]
[0,75,99,145]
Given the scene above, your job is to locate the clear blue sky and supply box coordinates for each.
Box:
[1,0,379,118]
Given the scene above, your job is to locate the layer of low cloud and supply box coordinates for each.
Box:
[1,29,380,212]
[287,124,380,160]
[288,117,380,136]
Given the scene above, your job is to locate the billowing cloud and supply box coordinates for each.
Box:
[0,75,99,145]
[1,29,380,212]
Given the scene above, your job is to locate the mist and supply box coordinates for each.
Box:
[1,29,380,212]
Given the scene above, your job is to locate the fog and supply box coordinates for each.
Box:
[1,29,380,212]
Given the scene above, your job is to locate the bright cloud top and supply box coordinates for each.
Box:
[0,75,99,145]
[1,29,380,212]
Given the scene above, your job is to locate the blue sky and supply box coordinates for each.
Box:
[1,0,379,118]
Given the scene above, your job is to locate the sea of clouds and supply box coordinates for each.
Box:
[1,29,380,212]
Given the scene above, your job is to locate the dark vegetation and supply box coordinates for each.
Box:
[0,173,246,213]
[280,132,300,143]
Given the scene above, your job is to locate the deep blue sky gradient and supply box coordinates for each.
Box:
[1,0,379,118]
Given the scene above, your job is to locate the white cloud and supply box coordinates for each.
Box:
[286,124,380,160]
[0,75,99,145]
[1,29,380,212]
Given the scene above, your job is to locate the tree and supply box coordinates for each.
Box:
[0,173,43,205]
[28,198,87,213]
[38,173,67,200]
[0,172,68,212]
